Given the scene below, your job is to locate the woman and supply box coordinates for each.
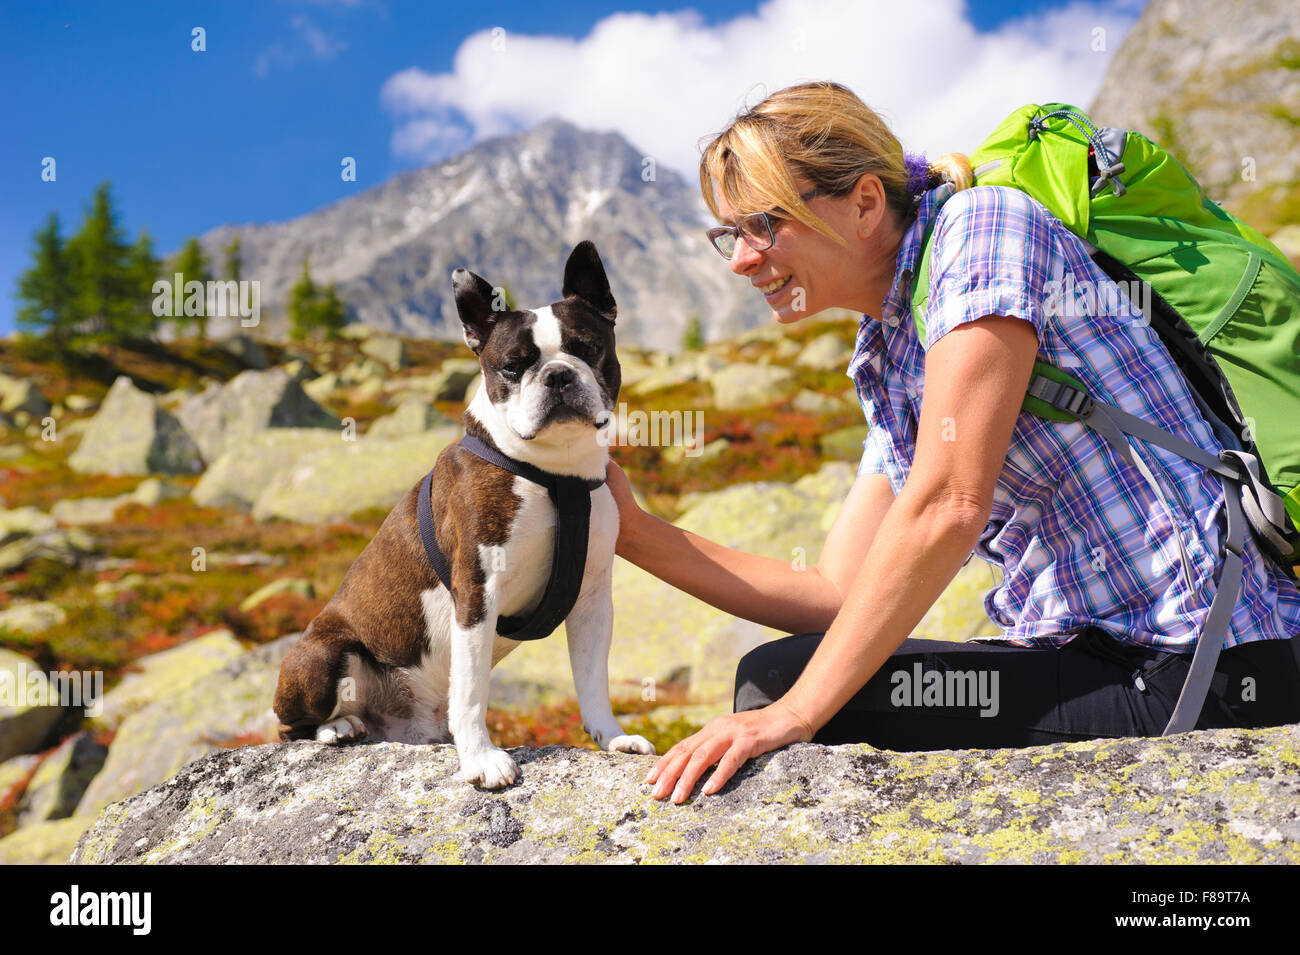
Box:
[606,81,1300,805]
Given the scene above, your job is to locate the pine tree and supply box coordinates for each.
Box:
[289,256,320,342]
[15,213,76,356]
[682,314,704,351]
[223,236,242,284]
[65,182,135,347]
[318,284,347,340]
[128,230,162,341]
[170,238,212,346]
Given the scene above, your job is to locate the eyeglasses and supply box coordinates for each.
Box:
[706,187,823,260]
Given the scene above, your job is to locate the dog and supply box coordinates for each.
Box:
[273,240,655,788]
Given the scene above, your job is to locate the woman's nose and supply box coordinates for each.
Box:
[729,237,763,274]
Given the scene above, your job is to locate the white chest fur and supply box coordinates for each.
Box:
[492,476,619,622]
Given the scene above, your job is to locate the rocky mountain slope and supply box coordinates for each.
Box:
[1089,0,1300,234]
[196,119,770,352]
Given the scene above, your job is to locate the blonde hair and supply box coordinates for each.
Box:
[699,81,974,244]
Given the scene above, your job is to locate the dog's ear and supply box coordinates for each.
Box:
[562,240,616,324]
[452,268,505,353]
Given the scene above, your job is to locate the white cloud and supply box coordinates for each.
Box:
[380,0,1141,177]
[255,14,347,77]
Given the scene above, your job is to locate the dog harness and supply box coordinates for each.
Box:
[417,433,607,641]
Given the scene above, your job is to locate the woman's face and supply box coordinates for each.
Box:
[713,176,877,324]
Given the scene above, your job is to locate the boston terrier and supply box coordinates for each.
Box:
[273,241,655,788]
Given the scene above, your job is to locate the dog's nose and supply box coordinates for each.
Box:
[543,366,575,390]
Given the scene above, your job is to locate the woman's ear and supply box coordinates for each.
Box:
[850,172,888,235]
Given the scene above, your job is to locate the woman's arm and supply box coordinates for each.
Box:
[608,463,897,635]
[645,314,1040,802]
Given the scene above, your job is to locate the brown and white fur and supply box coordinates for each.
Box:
[273,241,654,788]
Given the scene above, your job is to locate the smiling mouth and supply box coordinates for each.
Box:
[759,275,792,298]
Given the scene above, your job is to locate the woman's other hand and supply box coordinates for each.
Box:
[606,459,645,555]
[644,702,814,804]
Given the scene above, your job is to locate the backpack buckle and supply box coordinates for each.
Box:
[1028,375,1094,418]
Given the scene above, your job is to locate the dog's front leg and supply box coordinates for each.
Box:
[449,594,518,789]
[566,568,655,756]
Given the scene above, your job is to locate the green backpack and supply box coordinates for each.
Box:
[908,103,1300,735]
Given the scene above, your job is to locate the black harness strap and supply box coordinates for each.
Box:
[417,433,606,641]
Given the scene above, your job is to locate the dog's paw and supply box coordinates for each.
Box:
[316,714,367,744]
[455,748,519,789]
[607,734,656,756]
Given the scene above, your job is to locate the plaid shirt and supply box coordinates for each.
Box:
[848,181,1300,650]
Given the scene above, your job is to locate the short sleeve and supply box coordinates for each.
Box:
[857,427,886,477]
[922,186,1057,352]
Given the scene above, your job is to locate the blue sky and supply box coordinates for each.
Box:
[0,0,1144,336]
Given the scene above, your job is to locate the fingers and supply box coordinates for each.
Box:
[644,717,757,804]
[703,746,749,796]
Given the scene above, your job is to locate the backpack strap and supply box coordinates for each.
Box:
[417,434,605,641]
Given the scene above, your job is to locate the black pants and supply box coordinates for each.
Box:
[734,627,1300,750]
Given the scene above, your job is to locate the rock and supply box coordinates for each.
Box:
[0,817,92,865]
[769,337,801,361]
[820,424,870,461]
[1088,0,1300,235]
[351,376,385,401]
[1271,225,1300,266]
[0,506,56,544]
[68,376,205,476]
[302,371,340,403]
[221,333,269,370]
[340,357,389,387]
[91,573,147,602]
[239,577,316,613]
[628,362,700,397]
[0,527,96,574]
[339,323,378,340]
[17,732,107,826]
[63,394,96,413]
[71,724,1300,863]
[90,630,247,733]
[430,359,483,401]
[0,753,39,800]
[282,358,320,383]
[175,368,340,464]
[0,375,51,418]
[129,477,188,507]
[0,648,63,762]
[191,429,345,512]
[661,437,728,465]
[367,396,455,438]
[710,363,798,410]
[361,336,406,371]
[792,389,850,416]
[796,332,853,371]
[50,495,124,525]
[75,635,297,820]
[0,600,66,635]
[251,427,461,524]
[49,478,187,526]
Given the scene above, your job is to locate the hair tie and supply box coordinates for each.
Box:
[903,151,931,196]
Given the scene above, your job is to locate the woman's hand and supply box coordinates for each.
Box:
[605,459,646,556]
[644,701,814,804]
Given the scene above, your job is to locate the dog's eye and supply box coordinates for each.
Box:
[500,358,531,380]
[570,340,599,363]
